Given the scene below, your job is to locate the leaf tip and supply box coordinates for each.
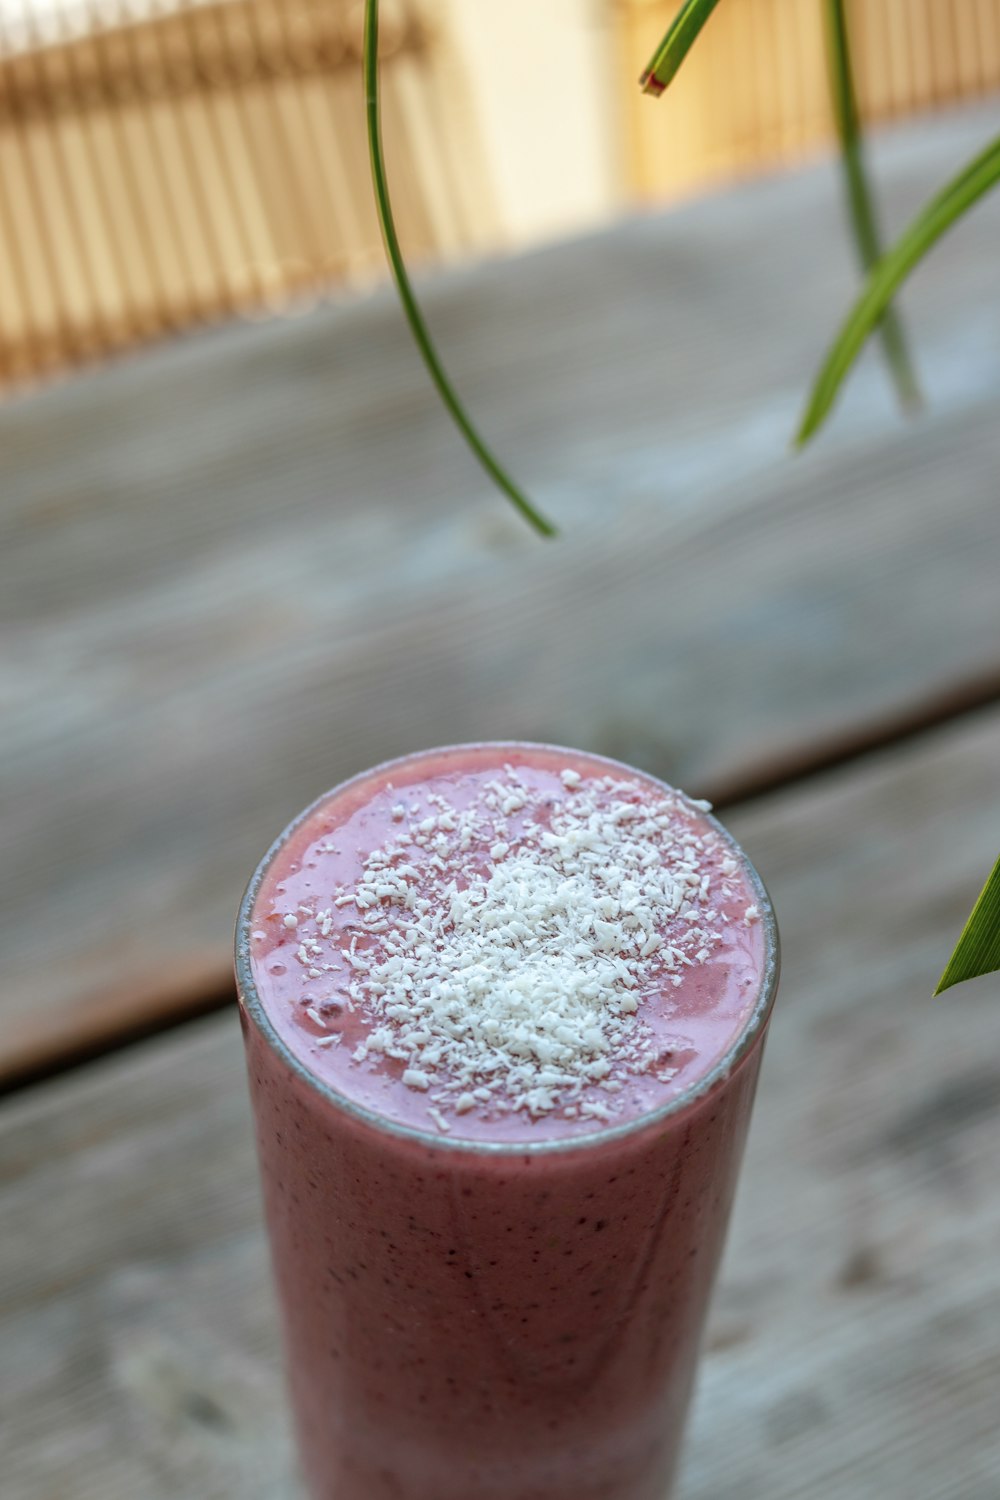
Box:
[791,414,815,450]
[639,70,666,97]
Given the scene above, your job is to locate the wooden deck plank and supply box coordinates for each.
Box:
[2,104,1000,1082]
[3,706,1000,1497]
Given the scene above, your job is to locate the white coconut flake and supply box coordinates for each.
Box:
[283,766,756,1128]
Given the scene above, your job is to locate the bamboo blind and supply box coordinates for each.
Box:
[0,0,497,388]
[3,0,999,390]
[617,0,1000,201]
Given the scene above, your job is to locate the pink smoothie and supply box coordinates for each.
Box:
[237,743,778,1500]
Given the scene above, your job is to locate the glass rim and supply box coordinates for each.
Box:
[235,741,780,1157]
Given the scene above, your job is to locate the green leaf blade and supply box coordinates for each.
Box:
[363,0,555,538]
[797,131,1000,445]
[823,0,920,412]
[639,0,723,96]
[935,854,1000,995]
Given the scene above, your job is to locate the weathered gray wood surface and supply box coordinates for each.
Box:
[3,102,1000,1082]
[3,705,999,1500]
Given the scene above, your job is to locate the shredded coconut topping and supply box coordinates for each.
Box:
[283,767,754,1128]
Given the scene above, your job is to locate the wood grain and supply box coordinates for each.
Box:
[3,704,1000,1498]
[3,105,1000,1083]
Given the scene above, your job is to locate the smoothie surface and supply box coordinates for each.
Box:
[246,745,768,1143]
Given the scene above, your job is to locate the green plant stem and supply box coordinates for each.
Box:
[363,0,554,539]
[796,131,1000,444]
[935,854,1000,994]
[639,0,723,95]
[823,0,920,412]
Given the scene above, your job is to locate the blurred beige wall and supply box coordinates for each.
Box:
[439,0,625,246]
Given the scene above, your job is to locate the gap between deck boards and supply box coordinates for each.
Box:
[6,675,1000,1103]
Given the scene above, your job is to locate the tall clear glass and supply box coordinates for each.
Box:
[236,745,779,1500]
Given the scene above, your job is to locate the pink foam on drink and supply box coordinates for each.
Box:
[248,744,765,1144]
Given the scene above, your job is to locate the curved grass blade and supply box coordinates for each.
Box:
[823,0,920,412]
[363,0,555,538]
[935,854,1000,995]
[797,131,1000,445]
[639,0,722,96]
